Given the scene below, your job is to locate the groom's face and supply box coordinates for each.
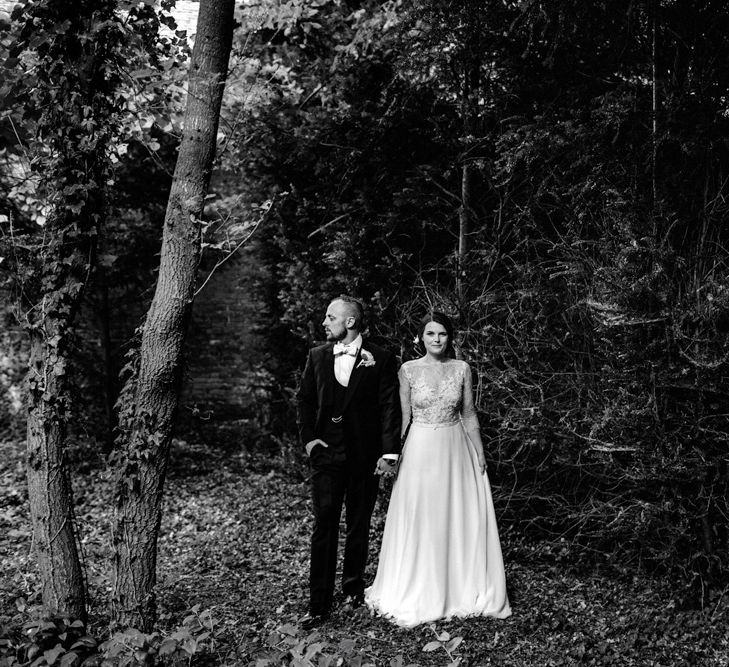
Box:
[322,300,351,342]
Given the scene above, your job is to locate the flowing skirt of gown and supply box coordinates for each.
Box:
[365,422,511,627]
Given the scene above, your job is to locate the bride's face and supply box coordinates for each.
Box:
[422,322,449,358]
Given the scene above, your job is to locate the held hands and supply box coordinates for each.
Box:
[478,454,487,474]
[305,439,328,457]
[375,457,398,478]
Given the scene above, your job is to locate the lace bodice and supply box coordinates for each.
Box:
[399,359,480,431]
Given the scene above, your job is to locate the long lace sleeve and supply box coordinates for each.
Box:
[461,362,484,449]
[398,364,412,438]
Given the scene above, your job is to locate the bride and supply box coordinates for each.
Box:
[365,311,511,627]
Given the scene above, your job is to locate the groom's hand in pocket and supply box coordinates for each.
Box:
[305,439,329,457]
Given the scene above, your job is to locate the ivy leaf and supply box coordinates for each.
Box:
[339,638,356,652]
[69,636,97,650]
[99,254,118,268]
[304,642,324,659]
[422,641,441,652]
[277,623,298,636]
[445,636,463,651]
[134,649,150,663]
[42,644,65,665]
[59,651,80,667]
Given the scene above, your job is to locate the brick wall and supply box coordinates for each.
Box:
[179,245,268,425]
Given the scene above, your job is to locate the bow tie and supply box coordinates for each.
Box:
[333,342,358,357]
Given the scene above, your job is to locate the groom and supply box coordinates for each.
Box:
[296,296,401,628]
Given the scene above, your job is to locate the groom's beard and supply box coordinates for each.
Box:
[325,329,346,342]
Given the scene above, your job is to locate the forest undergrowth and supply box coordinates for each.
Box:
[1,437,727,666]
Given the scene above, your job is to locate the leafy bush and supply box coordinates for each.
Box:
[0,610,96,667]
[0,606,216,667]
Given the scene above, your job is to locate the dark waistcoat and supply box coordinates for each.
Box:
[319,379,347,461]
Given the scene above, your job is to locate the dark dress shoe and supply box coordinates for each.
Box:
[300,612,329,630]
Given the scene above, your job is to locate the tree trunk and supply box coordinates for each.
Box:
[459,161,473,263]
[15,0,125,621]
[26,330,86,620]
[457,8,480,297]
[111,0,235,631]
[97,268,116,454]
[651,0,658,229]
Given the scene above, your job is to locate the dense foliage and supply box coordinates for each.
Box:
[219,0,729,591]
[0,0,184,446]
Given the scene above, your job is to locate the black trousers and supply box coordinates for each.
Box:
[309,463,379,615]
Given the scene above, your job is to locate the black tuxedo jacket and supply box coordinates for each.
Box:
[296,341,402,472]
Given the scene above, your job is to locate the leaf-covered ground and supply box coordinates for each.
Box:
[1,437,727,666]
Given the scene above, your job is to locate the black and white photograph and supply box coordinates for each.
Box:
[0,0,728,665]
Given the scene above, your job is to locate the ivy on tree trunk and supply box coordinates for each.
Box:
[26,331,87,621]
[2,0,132,620]
[111,0,236,631]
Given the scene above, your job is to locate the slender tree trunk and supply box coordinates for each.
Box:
[458,65,478,260]
[457,9,480,297]
[720,459,729,560]
[26,329,86,620]
[97,269,116,453]
[111,0,235,631]
[24,206,102,621]
[651,0,658,230]
[459,159,473,260]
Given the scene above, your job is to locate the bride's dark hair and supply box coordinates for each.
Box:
[418,311,456,358]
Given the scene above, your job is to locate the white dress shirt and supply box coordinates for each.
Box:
[334,334,362,387]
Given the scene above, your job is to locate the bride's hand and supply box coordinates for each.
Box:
[375,457,397,477]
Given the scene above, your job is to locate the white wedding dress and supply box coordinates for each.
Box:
[365,359,511,627]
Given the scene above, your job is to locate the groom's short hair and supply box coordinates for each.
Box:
[332,295,366,330]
